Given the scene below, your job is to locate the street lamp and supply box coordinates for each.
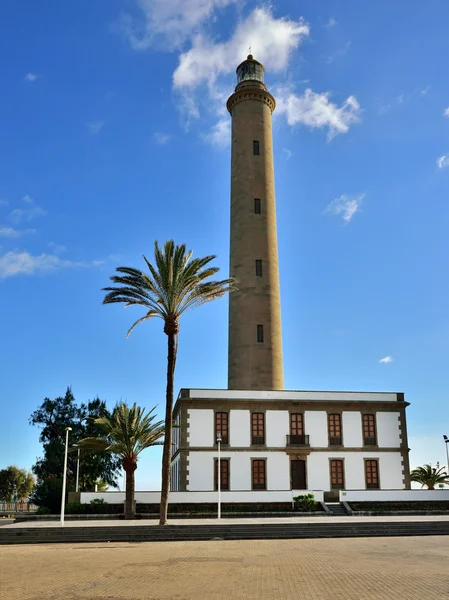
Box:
[75,446,81,493]
[444,435,449,477]
[61,427,72,526]
[216,433,222,520]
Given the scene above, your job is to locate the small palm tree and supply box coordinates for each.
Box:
[410,464,449,489]
[78,403,164,519]
[103,240,236,524]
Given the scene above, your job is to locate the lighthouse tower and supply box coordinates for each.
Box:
[227,55,284,391]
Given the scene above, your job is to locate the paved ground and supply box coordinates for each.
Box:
[3,514,449,527]
[2,536,449,600]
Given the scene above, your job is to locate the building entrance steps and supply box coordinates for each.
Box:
[326,503,349,516]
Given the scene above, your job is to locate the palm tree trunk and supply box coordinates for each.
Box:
[124,459,137,520]
[159,331,177,525]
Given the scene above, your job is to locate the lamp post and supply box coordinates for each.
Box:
[60,427,72,526]
[75,447,80,493]
[217,433,222,520]
[444,435,449,478]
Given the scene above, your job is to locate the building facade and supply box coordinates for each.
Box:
[171,389,411,500]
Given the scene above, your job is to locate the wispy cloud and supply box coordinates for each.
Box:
[437,155,449,169]
[47,242,67,255]
[0,227,35,239]
[0,251,103,280]
[282,148,293,160]
[120,0,237,51]
[153,132,171,144]
[23,73,39,83]
[420,85,430,96]
[86,121,104,135]
[379,355,393,364]
[203,118,231,146]
[324,193,364,223]
[443,107,449,118]
[325,41,351,64]
[9,196,45,224]
[324,17,337,28]
[276,88,361,141]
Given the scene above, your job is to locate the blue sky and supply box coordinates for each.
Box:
[1,0,448,489]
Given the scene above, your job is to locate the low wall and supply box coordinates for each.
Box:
[340,489,449,502]
[80,490,324,504]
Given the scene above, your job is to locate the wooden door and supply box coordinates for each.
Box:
[291,459,306,490]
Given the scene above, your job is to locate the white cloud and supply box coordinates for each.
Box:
[153,132,171,144]
[9,204,45,224]
[325,17,337,28]
[23,73,39,83]
[48,242,67,255]
[276,88,361,140]
[173,8,310,89]
[379,355,393,364]
[0,227,35,239]
[86,121,104,135]
[443,107,449,118]
[0,251,102,279]
[22,194,33,204]
[420,85,430,96]
[282,148,293,160]
[437,155,449,169]
[324,193,364,223]
[120,0,237,50]
[203,118,230,146]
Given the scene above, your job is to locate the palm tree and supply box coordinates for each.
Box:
[103,240,236,525]
[77,403,164,519]
[410,464,449,490]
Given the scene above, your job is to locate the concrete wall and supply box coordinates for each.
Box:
[188,409,214,447]
[266,410,288,447]
[376,412,401,447]
[230,410,251,447]
[305,411,328,447]
[341,489,449,502]
[81,490,325,504]
[342,412,363,447]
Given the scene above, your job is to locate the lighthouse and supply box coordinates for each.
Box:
[227,55,284,391]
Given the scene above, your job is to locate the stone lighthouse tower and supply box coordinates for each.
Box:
[227,55,284,391]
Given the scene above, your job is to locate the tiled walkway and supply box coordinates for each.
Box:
[2,536,449,600]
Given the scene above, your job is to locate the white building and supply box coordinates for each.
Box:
[171,389,410,502]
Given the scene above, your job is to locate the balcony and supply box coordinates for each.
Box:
[252,436,265,445]
[286,434,310,447]
[329,436,342,446]
[364,437,377,446]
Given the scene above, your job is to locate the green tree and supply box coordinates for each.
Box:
[78,402,165,519]
[103,240,235,524]
[30,388,122,492]
[0,466,35,502]
[410,464,449,489]
[30,476,63,513]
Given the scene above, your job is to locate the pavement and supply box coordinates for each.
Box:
[2,536,449,600]
[3,514,449,527]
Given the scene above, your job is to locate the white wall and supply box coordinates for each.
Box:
[376,412,401,448]
[81,490,325,504]
[342,412,363,447]
[187,389,398,403]
[230,410,250,447]
[187,451,290,491]
[305,411,328,447]
[307,451,404,491]
[188,409,214,447]
[341,489,449,502]
[266,410,288,447]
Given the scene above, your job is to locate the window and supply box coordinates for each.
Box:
[365,460,379,489]
[328,414,342,445]
[252,412,265,445]
[330,459,344,489]
[254,198,261,214]
[255,259,263,276]
[252,459,266,490]
[362,414,377,446]
[215,412,229,445]
[215,459,230,491]
[257,324,264,343]
[253,140,260,155]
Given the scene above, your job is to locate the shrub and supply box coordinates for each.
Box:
[293,493,318,512]
[36,506,50,515]
[65,499,109,514]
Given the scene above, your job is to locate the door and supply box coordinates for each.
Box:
[291,459,306,490]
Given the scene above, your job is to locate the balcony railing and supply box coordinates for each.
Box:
[286,434,310,447]
[252,436,265,445]
[329,436,342,446]
[364,437,377,446]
